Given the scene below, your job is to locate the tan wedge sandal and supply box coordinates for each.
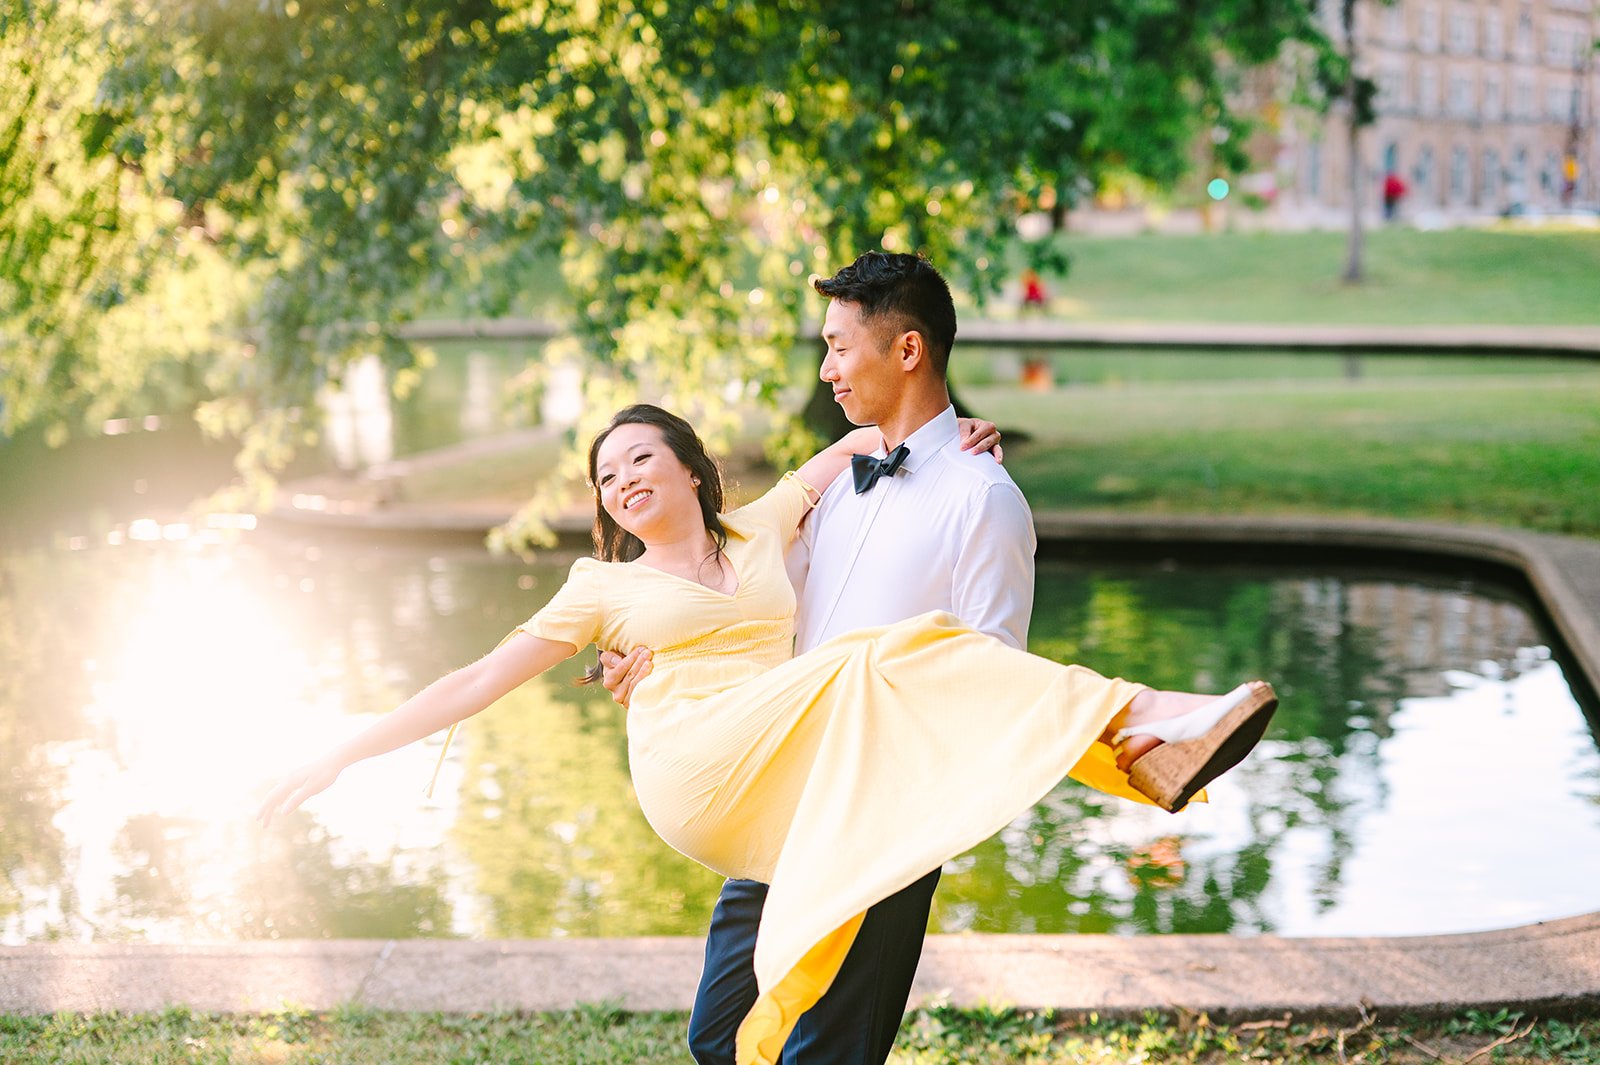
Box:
[1115,681,1279,813]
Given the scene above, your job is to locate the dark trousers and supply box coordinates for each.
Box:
[686,869,942,1065]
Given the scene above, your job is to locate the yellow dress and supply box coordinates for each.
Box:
[517,473,1153,1065]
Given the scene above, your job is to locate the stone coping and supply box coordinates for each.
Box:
[5,913,1599,1019]
[18,509,1597,1021]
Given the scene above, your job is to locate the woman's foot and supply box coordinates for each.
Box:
[1101,689,1225,771]
[1103,682,1279,812]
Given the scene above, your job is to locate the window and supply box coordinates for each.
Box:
[1481,148,1500,204]
[1316,0,1340,35]
[1379,63,1407,110]
[1419,3,1441,51]
[1548,83,1571,120]
[1448,8,1475,53]
[1541,150,1560,194]
[1419,65,1440,115]
[1484,10,1504,57]
[1450,146,1470,201]
[1449,70,1475,117]
[1514,73,1535,118]
[1308,138,1323,199]
[1544,26,1569,67]
[1385,4,1406,44]
[1484,71,1503,120]
[1414,144,1437,201]
[1514,7,1534,59]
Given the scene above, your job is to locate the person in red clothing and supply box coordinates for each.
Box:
[1382,171,1407,222]
[1020,267,1048,309]
[1018,268,1052,388]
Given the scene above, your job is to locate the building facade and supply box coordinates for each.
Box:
[1272,0,1599,224]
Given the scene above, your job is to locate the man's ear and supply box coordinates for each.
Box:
[894,330,925,374]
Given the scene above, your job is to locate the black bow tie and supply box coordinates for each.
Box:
[851,444,910,494]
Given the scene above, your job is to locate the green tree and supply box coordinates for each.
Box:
[2,0,1326,546]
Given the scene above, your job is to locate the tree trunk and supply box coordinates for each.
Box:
[798,341,1024,442]
[1342,0,1365,283]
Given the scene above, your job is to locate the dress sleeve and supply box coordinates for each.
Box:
[517,558,604,650]
[727,471,818,541]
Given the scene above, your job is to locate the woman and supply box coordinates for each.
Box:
[258,404,1277,1065]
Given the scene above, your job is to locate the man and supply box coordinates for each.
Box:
[602,250,1036,1064]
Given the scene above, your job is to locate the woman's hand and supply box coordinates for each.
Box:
[251,633,578,830]
[599,646,654,709]
[257,755,344,828]
[956,417,1003,463]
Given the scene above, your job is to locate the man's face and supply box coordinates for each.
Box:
[819,299,902,427]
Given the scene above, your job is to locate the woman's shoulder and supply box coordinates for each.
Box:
[559,555,622,589]
[723,471,817,529]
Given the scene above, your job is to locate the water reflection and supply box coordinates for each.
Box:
[1,535,1597,944]
[0,562,81,938]
[0,341,546,547]
[936,570,1594,936]
[315,342,547,470]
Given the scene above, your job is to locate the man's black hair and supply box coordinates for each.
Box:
[813,251,957,375]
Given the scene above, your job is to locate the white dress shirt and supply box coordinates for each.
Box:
[787,405,1036,654]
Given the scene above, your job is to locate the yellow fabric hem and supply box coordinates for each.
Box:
[735,911,866,1065]
[783,469,820,509]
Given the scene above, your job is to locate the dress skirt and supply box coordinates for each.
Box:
[624,610,1153,1065]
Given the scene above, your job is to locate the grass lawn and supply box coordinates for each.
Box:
[1007,227,1600,326]
[431,228,1600,327]
[5,1005,1597,1064]
[977,365,1600,535]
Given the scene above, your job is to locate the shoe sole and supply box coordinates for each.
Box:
[1127,682,1279,813]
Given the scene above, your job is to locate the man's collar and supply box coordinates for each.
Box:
[873,405,957,474]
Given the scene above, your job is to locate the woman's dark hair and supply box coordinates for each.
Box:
[813,251,957,376]
[577,404,727,684]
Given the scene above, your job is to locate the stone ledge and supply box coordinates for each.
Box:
[5,913,1598,1020]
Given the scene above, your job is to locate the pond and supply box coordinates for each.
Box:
[3,528,1597,944]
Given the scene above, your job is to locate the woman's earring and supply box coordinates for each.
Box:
[692,477,701,487]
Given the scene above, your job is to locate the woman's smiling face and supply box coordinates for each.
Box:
[593,422,700,536]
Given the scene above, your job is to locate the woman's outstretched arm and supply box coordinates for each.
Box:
[793,418,1003,503]
[256,631,576,826]
[794,426,882,500]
